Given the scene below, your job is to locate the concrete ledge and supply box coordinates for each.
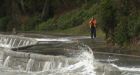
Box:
[4,49,30,58]
[0,34,38,49]
[0,34,82,62]
[4,49,78,63]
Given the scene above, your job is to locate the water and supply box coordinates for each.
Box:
[3,56,11,67]
[26,59,35,71]
[0,35,140,75]
[111,64,140,75]
[0,35,37,49]
[0,35,96,75]
[43,61,51,71]
[0,52,95,75]
[94,51,140,75]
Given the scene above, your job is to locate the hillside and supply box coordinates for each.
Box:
[0,0,139,47]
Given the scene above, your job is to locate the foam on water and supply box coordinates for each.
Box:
[26,59,35,71]
[96,58,119,62]
[36,50,95,75]
[0,37,96,75]
[0,51,95,75]
[111,64,140,75]
[3,56,11,67]
[2,35,140,75]
[111,64,140,72]
[36,38,71,42]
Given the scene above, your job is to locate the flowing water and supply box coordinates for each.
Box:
[94,51,140,75]
[0,35,96,75]
[0,34,140,75]
[0,50,95,75]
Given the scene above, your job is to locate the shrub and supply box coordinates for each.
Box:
[128,15,140,37]
[114,16,129,45]
[38,18,56,31]
[24,16,41,31]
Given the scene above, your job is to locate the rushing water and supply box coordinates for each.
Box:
[0,35,140,75]
[0,35,96,75]
[94,51,140,75]
[0,51,95,75]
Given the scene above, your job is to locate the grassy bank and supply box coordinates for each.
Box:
[46,24,105,38]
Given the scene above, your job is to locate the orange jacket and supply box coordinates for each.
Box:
[89,19,96,27]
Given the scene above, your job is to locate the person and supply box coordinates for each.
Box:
[12,28,17,34]
[89,17,96,39]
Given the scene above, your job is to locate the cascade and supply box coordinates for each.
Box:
[26,59,35,72]
[3,56,11,67]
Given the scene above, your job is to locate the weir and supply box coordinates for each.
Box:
[0,35,37,49]
[0,34,124,75]
[0,34,96,75]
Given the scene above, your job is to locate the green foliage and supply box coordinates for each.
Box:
[114,16,129,45]
[97,0,140,46]
[98,0,117,38]
[56,9,88,29]
[0,0,139,46]
[114,14,140,45]
[24,16,41,31]
[38,7,94,31]
[0,17,9,31]
[128,15,140,37]
[114,0,140,45]
[0,0,98,32]
[38,18,56,31]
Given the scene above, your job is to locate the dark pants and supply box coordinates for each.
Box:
[90,26,96,39]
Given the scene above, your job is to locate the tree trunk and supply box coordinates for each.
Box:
[20,0,25,14]
[41,0,48,20]
[41,0,54,20]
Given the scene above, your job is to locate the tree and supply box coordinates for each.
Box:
[41,0,54,20]
[98,0,117,40]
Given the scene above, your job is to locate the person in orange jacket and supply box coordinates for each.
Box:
[89,17,96,39]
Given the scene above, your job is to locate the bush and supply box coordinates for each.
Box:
[114,14,140,46]
[24,16,41,31]
[38,18,57,31]
[128,15,140,37]
[113,0,140,46]
[114,16,129,45]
